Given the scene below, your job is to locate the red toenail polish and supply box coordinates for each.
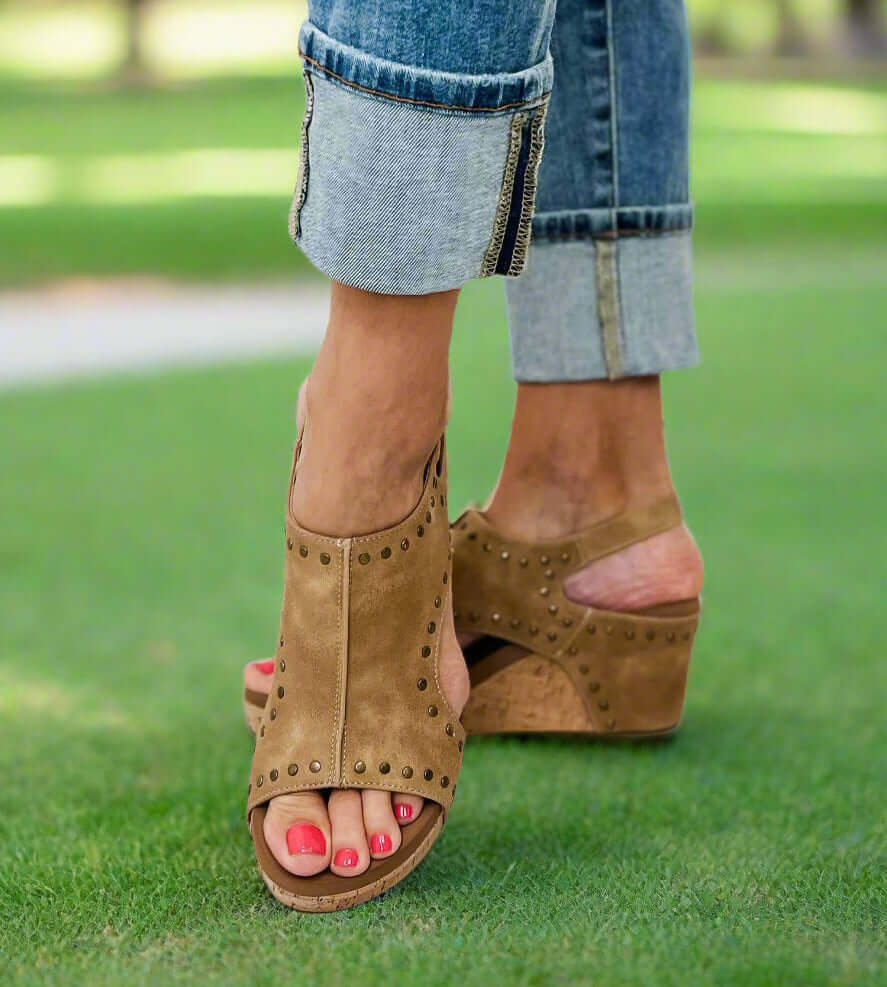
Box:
[394,803,413,821]
[286,825,326,856]
[334,848,359,868]
[255,660,275,675]
[370,833,392,855]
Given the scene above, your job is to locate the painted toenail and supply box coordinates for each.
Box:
[394,803,413,821]
[334,848,359,868]
[255,660,275,675]
[285,824,326,856]
[370,833,392,854]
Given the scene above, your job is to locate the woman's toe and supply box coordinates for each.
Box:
[328,790,371,876]
[391,794,424,826]
[361,789,402,859]
[263,791,331,877]
[244,659,275,695]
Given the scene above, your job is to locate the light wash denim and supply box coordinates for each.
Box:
[291,0,698,381]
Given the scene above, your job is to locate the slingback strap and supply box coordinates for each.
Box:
[451,494,698,667]
[247,437,465,822]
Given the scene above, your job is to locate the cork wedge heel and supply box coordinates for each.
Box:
[246,435,465,912]
[452,496,700,738]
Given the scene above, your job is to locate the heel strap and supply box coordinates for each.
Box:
[571,495,683,565]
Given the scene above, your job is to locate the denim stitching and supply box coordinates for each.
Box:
[507,101,548,276]
[595,240,624,379]
[480,113,525,278]
[288,70,315,243]
[300,52,549,115]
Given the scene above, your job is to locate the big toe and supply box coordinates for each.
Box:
[263,791,331,877]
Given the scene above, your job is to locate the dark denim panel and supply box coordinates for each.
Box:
[612,0,691,206]
[300,22,552,113]
[309,0,557,77]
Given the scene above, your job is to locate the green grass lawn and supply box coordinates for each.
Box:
[2,71,887,985]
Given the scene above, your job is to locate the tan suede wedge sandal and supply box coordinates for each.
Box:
[246,436,465,912]
[451,496,700,738]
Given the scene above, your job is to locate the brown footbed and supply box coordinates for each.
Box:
[250,801,443,911]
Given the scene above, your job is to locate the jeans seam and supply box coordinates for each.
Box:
[601,0,624,378]
[299,51,550,115]
[506,102,548,276]
[288,69,315,243]
[481,114,526,277]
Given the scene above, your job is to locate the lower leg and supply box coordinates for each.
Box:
[262,282,469,879]
[483,377,703,611]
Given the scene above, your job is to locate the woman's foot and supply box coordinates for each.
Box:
[256,283,469,879]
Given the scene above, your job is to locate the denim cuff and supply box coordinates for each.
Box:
[290,22,552,295]
[506,226,698,381]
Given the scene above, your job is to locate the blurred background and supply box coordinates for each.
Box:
[1,4,885,986]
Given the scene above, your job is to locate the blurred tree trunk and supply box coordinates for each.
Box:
[844,0,887,54]
[122,0,150,78]
[774,0,808,55]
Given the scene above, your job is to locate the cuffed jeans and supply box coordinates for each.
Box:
[290,1,698,381]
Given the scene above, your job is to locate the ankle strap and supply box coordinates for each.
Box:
[572,495,683,565]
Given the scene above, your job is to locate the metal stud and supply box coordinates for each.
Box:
[320,552,331,565]
[421,645,431,657]
[260,725,265,737]
[257,774,264,787]
[417,678,428,691]
[426,511,432,524]
[547,632,558,642]
[401,538,410,551]
[434,595,441,608]
[519,557,529,567]
[599,699,609,710]
[667,632,676,643]
[299,544,309,558]
[545,569,555,579]
[402,766,414,779]
[540,587,550,597]
[287,538,293,551]
[579,663,589,674]
[442,572,448,584]
[468,532,477,541]
[588,624,597,635]
[605,624,614,635]
[309,760,321,773]
[540,555,550,565]
[590,681,600,693]
[417,525,425,537]
[358,552,370,565]
[446,723,455,737]
[279,659,286,672]
[529,625,539,636]
[270,769,279,782]
[277,686,284,699]
[430,496,435,508]
[270,707,277,720]
[288,763,298,776]
[501,550,510,561]
[491,612,501,623]
[427,621,436,634]
[279,635,284,647]
[441,776,450,788]
[625,629,635,640]
[568,646,578,656]
[560,552,570,563]
[562,618,573,627]
[381,546,392,559]
[483,542,492,552]
[354,760,366,774]
[510,618,521,629]
[424,768,434,781]
[548,604,559,615]
[427,705,438,717]
[379,761,390,774]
